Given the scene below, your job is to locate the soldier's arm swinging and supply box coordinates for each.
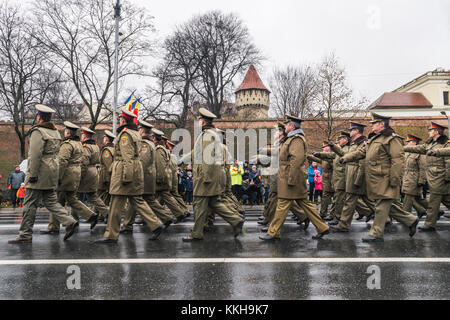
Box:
[434,147,450,157]
[330,144,345,157]
[58,143,72,183]
[341,143,366,163]
[404,144,427,154]
[418,154,427,185]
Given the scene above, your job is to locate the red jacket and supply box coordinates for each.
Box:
[16,187,26,199]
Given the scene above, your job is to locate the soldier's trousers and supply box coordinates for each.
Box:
[104,195,163,240]
[268,198,329,238]
[191,195,244,239]
[157,191,185,218]
[81,192,109,218]
[331,190,346,220]
[206,192,246,228]
[263,191,307,224]
[338,193,375,229]
[122,194,173,230]
[320,191,334,217]
[425,193,450,228]
[172,190,188,212]
[47,191,96,231]
[370,199,417,238]
[403,194,428,216]
[19,189,76,238]
[98,189,111,206]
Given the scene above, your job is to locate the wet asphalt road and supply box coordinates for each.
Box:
[0,207,449,300]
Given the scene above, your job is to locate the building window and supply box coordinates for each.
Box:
[444,91,449,106]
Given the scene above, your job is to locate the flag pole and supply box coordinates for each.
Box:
[112,0,121,135]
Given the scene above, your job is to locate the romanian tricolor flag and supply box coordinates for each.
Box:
[124,91,139,124]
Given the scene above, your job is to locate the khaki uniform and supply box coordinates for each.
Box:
[402,152,428,216]
[190,127,243,239]
[98,144,115,206]
[343,128,417,238]
[20,123,76,238]
[155,144,185,218]
[308,154,333,217]
[105,126,163,240]
[78,141,109,218]
[332,137,375,229]
[268,132,329,238]
[404,135,450,228]
[322,143,350,220]
[170,153,189,212]
[48,137,96,231]
[122,137,173,231]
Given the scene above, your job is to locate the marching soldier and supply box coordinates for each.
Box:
[166,140,190,217]
[329,123,376,232]
[404,122,450,231]
[78,127,110,219]
[43,122,99,234]
[258,123,309,233]
[402,134,428,218]
[120,120,174,233]
[308,141,334,219]
[182,108,244,242]
[94,107,165,243]
[341,113,419,242]
[98,130,116,208]
[8,105,78,243]
[315,132,350,222]
[260,115,330,241]
[153,129,188,223]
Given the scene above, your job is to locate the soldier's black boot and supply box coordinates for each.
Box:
[164,219,173,229]
[302,218,310,231]
[88,213,99,230]
[409,218,419,237]
[312,229,329,240]
[260,226,268,232]
[174,214,187,224]
[149,226,163,240]
[233,220,244,237]
[93,237,118,244]
[365,213,375,223]
[40,229,60,235]
[418,226,436,232]
[8,236,32,244]
[259,233,280,241]
[362,235,384,243]
[64,222,79,241]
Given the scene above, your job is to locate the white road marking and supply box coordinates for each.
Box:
[0,257,449,265]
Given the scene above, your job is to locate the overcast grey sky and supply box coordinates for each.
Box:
[12,0,450,104]
[131,0,449,102]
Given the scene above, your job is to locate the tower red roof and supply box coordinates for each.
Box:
[235,65,270,94]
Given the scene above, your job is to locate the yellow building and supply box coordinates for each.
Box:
[394,68,450,108]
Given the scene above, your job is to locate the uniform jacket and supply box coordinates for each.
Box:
[155,144,172,192]
[170,153,180,193]
[78,140,101,193]
[25,122,61,190]
[402,152,427,196]
[98,143,115,191]
[277,131,308,199]
[343,127,404,200]
[307,154,333,192]
[342,136,368,195]
[57,136,83,192]
[140,137,157,195]
[319,143,350,191]
[109,124,144,196]
[404,135,450,195]
[192,126,226,197]
[7,171,25,189]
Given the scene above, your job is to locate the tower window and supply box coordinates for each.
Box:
[444,91,449,106]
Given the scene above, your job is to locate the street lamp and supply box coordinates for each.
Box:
[440,111,450,131]
[112,0,121,135]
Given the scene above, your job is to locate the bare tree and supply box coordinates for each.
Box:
[313,53,367,140]
[270,64,317,118]
[0,2,59,160]
[44,76,81,121]
[32,0,155,129]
